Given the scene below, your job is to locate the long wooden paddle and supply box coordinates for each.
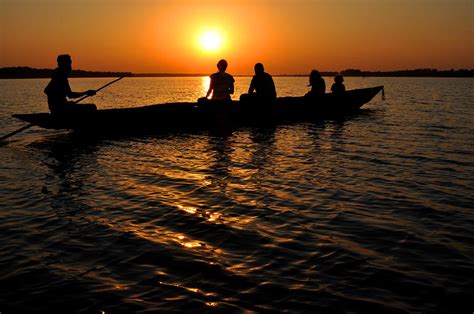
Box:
[74,76,124,104]
[0,124,35,142]
[0,76,125,142]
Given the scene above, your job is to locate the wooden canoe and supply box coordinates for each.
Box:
[13,86,384,134]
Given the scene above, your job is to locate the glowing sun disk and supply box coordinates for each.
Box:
[199,31,222,52]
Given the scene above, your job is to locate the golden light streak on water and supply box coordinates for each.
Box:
[113,284,129,291]
[90,213,226,260]
[177,204,198,215]
[158,280,218,298]
[201,76,211,96]
[176,234,203,248]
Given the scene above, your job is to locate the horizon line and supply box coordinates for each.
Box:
[1,66,473,78]
[2,66,474,74]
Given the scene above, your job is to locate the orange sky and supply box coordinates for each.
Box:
[1,0,473,74]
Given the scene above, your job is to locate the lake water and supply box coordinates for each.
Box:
[0,77,473,313]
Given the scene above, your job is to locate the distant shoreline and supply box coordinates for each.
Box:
[0,66,473,79]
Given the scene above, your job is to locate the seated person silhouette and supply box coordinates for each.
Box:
[247,63,276,100]
[331,74,346,94]
[240,62,276,108]
[305,70,326,97]
[44,54,96,115]
[204,59,235,102]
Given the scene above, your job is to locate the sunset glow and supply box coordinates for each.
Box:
[198,31,223,52]
[0,0,472,74]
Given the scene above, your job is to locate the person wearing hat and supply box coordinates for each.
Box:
[305,70,326,97]
[44,54,96,115]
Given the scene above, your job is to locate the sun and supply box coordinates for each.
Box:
[198,30,223,52]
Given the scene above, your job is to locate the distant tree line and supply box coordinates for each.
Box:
[1,66,473,78]
[0,67,133,79]
[338,68,474,77]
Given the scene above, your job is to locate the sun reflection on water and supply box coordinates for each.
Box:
[158,280,218,298]
[97,218,224,256]
[176,204,220,222]
[176,234,203,248]
[201,76,210,96]
[113,284,129,291]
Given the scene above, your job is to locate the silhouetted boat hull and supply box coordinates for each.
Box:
[13,86,383,134]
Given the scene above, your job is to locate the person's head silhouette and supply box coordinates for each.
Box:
[334,74,344,83]
[254,63,264,75]
[217,59,228,72]
[309,70,321,86]
[57,54,72,74]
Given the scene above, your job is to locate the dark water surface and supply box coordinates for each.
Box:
[1,77,473,313]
